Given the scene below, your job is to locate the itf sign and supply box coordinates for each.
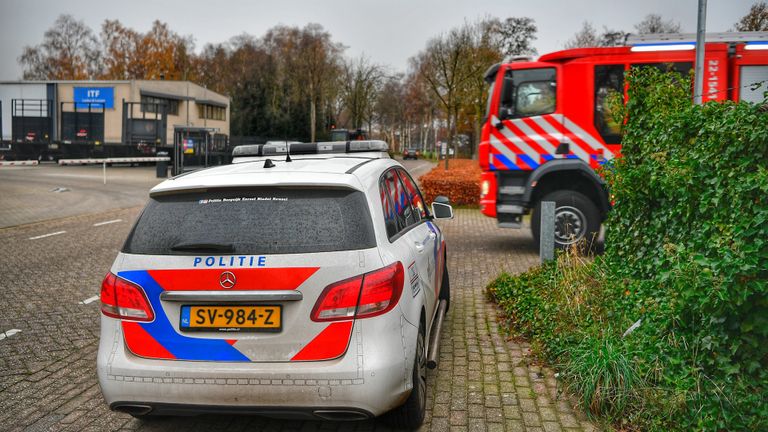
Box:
[73,87,114,109]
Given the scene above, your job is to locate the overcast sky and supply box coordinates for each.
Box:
[0,0,759,80]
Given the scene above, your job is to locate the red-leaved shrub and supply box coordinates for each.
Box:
[419,159,481,206]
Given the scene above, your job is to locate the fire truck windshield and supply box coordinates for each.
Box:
[499,68,556,119]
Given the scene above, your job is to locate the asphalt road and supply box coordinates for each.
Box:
[0,164,165,229]
[0,158,436,230]
[0,158,592,431]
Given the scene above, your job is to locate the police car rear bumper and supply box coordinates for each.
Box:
[97,316,418,418]
[109,401,375,421]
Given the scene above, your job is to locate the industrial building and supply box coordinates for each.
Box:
[0,80,230,162]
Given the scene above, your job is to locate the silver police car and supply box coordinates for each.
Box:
[97,141,453,428]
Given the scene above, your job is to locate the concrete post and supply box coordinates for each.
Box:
[540,201,555,263]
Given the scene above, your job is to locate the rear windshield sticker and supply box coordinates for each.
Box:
[198,197,287,204]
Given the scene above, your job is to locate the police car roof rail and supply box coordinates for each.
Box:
[626,32,768,45]
[231,140,390,158]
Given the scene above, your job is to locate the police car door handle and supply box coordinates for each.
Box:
[415,232,436,252]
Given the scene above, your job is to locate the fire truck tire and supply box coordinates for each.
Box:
[531,190,600,252]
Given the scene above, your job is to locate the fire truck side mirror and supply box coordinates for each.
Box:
[495,106,513,129]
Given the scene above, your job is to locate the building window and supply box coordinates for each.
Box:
[198,104,226,121]
[141,95,179,115]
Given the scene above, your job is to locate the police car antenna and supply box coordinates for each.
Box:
[263,158,275,168]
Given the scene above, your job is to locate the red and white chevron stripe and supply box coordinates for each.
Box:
[488,114,614,170]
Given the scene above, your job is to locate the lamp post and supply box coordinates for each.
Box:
[693,0,708,105]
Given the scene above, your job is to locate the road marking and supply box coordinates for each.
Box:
[42,173,106,179]
[0,329,22,341]
[93,219,122,227]
[79,295,100,305]
[29,231,66,240]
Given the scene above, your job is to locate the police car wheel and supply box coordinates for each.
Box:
[128,413,169,420]
[439,257,450,312]
[385,320,427,429]
[531,190,600,253]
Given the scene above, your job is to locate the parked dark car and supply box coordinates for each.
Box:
[403,148,419,160]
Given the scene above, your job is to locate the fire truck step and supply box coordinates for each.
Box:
[499,186,525,196]
[497,204,524,214]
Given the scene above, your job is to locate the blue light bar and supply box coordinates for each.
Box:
[231,140,390,158]
[745,41,768,50]
[630,42,696,52]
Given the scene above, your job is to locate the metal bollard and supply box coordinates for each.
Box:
[156,151,169,178]
[540,201,555,263]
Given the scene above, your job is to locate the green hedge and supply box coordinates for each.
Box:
[488,68,768,431]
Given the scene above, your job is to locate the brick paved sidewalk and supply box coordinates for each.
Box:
[424,209,598,432]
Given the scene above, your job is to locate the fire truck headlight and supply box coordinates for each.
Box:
[481,180,490,197]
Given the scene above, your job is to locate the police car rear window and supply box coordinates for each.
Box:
[123,187,376,255]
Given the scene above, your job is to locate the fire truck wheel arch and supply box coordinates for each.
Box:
[523,159,611,215]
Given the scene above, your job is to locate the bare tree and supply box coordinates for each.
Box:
[403,65,439,153]
[374,74,406,151]
[298,24,344,142]
[600,29,630,47]
[461,19,505,157]
[565,22,629,48]
[417,25,477,168]
[494,17,537,57]
[341,56,384,132]
[565,21,601,48]
[19,14,101,79]
[634,14,682,34]
[733,1,768,31]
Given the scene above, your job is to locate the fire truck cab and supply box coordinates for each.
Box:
[479,32,768,249]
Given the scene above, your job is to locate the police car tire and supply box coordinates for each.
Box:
[384,321,427,429]
[531,190,600,253]
[128,414,168,420]
[439,258,450,312]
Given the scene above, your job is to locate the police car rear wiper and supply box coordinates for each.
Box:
[170,242,235,253]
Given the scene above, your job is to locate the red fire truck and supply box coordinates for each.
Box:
[478,32,768,249]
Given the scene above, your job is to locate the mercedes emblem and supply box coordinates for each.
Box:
[219,271,236,289]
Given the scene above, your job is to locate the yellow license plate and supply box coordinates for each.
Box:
[181,305,282,332]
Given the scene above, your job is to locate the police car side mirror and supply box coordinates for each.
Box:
[434,195,450,204]
[431,202,454,220]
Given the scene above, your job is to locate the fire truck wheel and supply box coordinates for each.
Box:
[531,190,600,252]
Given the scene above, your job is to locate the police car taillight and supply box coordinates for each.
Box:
[311,275,363,321]
[311,262,404,322]
[356,262,403,319]
[100,272,154,322]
